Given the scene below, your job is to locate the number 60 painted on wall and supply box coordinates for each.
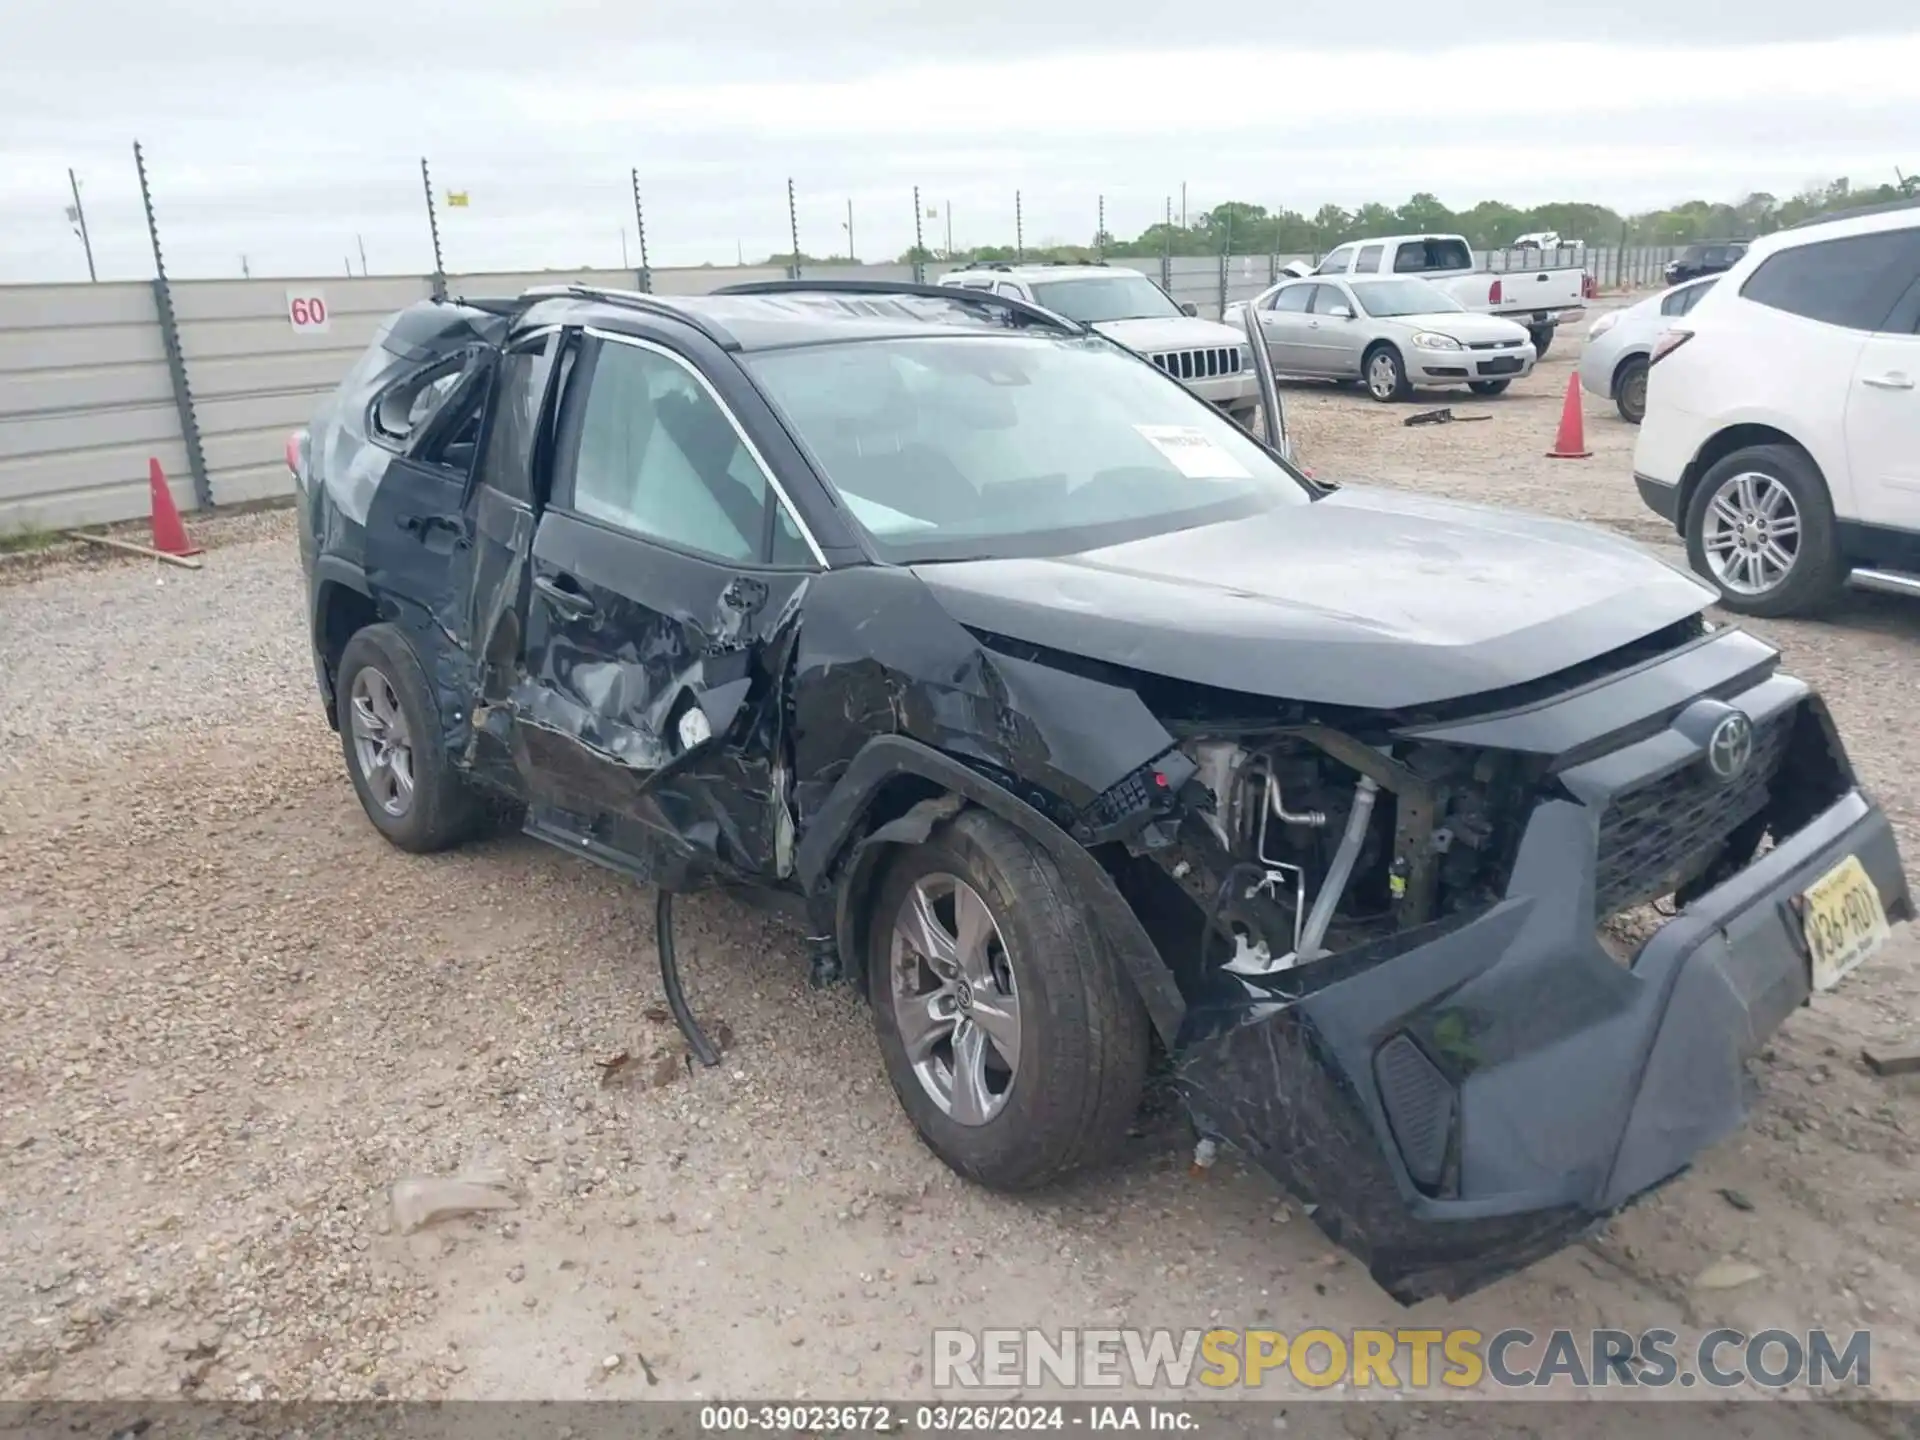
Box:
[286,291,330,333]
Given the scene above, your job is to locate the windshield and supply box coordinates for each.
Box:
[1349,278,1463,318]
[743,336,1311,563]
[1027,274,1182,323]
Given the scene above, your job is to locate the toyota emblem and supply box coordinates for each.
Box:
[1707,712,1754,782]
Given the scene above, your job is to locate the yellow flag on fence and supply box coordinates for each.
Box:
[446,190,470,208]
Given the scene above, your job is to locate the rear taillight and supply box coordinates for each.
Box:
[1650,329,1693,366]
[1489,278,1503,305]
[285,428,306,478]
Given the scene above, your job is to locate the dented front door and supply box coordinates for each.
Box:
[508,330,815,883]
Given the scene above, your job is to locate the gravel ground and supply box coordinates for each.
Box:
[3,305,1918,1415]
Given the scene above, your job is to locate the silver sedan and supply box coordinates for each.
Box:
[1226,276,1536,402]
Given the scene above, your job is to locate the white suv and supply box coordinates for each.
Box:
[939,263,1261,426]
[1633,202,1920,616]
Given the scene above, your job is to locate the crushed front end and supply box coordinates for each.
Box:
[1101,621,1910,1303]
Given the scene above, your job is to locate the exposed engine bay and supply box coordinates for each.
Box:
[1130,729,1532,981]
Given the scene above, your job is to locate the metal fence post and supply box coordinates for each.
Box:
[1161,197,1172,290]
[1096,194,1105,262]
[1217,212,1231,319]
[133,140,212,511]
[786,179,801,279]
[631,170,653,293]
[912,187,927,284]
[1015,190,1024,262]
[419,158,446,300]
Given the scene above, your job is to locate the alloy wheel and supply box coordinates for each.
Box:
[348,666,416,817]
[1367,352,1399,400]
[1700,470,1803,597]
[888,873,1021,1126]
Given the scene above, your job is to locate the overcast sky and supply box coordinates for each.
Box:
[3,0,1917,282]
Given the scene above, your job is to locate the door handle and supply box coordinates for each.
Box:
[1862,372,1915,390]
[532,572,597,618]
[399,513,460,537]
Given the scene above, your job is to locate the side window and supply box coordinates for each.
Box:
[1314,246,1355,276]
[1272,285,1313,313]
[371,358,466,449]
[994,282,1025,299]
[1394,238,1472,273]
[1659,288,1690,317]
[1739,230,1920,332]
[1309,285,1350,316]
[1355,244,1385,274]
[1678,280,1715,315]
[567,338,807,566]
[475,335,555,503]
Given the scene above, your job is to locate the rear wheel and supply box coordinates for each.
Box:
[1467,379,1511,396]
[868,809,1149,1192]
[1683,444,1844,617]
[1528,324,1555,359]
[337,624,489,852]
[1614,357,1649,424]
[1363,345,1411,402]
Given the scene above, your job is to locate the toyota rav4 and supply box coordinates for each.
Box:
[291,278,1907,1304]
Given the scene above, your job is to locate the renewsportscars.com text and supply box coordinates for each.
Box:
[933,1327,1871,1392]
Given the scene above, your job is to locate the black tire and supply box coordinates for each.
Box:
[1682,444,1844,618]
[336,624,488,852]
[1362,344,1411,403]
[1528,324,1555,359]
[1613,357,1649,424]
[1467,379,1511,396]
[868,808,1150,1192]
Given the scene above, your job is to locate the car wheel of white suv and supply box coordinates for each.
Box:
[1683,444,1845,618]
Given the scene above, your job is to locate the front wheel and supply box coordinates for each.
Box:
[1683,444,1844,617]
[1363,345,1411,402]
[1467,379,1511,396]
[1528,324,1555,359]
[868,809,1149,1192]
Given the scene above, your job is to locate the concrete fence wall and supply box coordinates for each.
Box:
[0,245,1677,534]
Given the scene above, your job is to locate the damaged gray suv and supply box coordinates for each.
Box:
[292,278,1908,1304]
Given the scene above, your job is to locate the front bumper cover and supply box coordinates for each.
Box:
[1175,784,1909,1304]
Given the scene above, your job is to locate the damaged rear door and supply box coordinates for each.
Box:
[510,328,820,885]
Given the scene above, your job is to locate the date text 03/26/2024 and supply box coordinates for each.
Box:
[698,1405,1189,1433]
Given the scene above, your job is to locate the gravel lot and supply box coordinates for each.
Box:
[3,303,1918,1414]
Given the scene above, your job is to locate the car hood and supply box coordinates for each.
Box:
[909,486,1713,710]
[1392,310,1530,344]
[1092,316,1246,352]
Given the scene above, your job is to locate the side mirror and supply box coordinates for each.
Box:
[1328,304,1354,320]
[1180,302,1198,316]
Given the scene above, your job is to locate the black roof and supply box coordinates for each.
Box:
[491,280,1082,353]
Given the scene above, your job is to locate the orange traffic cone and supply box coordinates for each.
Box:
[1546,373,1591,459]
[148,457,202,557]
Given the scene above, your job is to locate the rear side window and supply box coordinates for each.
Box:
[1393,238,1473,273]
[1660,281,1715,317]
[1314,246,1355,276]
[1739,230,1920,331]
[476,336,554,503]
[1355,244,1385,274]
[1271,285,1313,313]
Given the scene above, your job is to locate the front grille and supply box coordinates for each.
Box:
[1477,356,1524,376]
[1150,347,1242,381]
[1593,708,1796,916]
[1467,339,1523,351]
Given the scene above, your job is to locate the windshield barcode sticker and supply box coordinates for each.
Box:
[1134,425,1252,480]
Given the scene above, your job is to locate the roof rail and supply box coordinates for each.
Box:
[709,277,1087,335]
[957,260,1014,272]
[1787,196,1920,230]
[513,284,739,348]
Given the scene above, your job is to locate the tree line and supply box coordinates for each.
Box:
[865,172,1917,266]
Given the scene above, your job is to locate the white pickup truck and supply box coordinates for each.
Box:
[1307,233,1587,358]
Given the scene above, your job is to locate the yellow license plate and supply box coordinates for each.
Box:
[1800,854,1890,992]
